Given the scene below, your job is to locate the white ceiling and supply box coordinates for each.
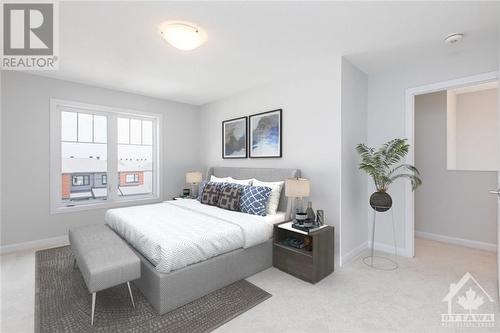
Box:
[33,1,499,105]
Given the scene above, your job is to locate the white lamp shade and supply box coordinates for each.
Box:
[186,171,202,184]
[285,178,310,198]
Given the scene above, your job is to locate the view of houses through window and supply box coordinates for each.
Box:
[61,111,108,201]
[59,108,155,205]
[117,117,153,197]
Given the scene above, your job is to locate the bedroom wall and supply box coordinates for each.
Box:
[415,91,497,249]
[199,59,343,265]
[340,58,368,264]
[0,71,200,249]
[365,44,499,256]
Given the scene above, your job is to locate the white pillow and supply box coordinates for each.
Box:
[252,179,284,215]
[210,175,229,183]
[228,177,253,186]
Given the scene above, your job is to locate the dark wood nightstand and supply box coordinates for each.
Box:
[273,221,334,283]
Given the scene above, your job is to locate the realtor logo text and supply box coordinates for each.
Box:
[1,2,59,70]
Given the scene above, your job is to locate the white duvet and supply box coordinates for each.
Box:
[105,199,279,273]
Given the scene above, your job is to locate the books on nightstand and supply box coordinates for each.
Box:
[291,222,327,233]
[278,221,328,235]
[281,237,306,249]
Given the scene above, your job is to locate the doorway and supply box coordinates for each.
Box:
[404,71,499,257]
[414,83,498,253]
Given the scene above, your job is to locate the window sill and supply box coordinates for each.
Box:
[50,195,161,214]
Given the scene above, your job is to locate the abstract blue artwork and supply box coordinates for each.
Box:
[249,109,282,158]
[222,116,247,158]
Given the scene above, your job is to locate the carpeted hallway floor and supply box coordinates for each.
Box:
[2,238,498,333]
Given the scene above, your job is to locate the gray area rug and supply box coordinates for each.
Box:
[35,246,271,332]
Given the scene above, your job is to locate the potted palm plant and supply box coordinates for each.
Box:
[356,138,422,212]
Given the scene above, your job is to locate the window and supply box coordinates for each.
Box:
[117,118,153,197]
[51,99,161,213]
[72,175,90,186]
[125,173,139,184]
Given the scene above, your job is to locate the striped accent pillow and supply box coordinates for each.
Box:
[217,186,242,211]
[200,183,221,206]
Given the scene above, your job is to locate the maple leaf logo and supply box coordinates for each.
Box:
[457,288,484,314]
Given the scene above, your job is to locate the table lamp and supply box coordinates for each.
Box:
[186,171,202,198]
[285,178,310,219]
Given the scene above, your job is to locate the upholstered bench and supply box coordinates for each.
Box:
[68,224,140,326]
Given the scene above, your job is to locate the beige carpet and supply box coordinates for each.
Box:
[2,238,498,333]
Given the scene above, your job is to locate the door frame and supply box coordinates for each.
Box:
[404,71,499,257]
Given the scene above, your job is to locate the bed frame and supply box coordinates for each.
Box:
[132,167,300,314]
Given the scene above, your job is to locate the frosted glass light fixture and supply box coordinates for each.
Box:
[158,21,207,51]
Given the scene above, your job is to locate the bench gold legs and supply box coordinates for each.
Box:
[127,282,136,308]
[91,292,96,326]
[90,282,135,326]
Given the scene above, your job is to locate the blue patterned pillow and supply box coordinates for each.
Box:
[197,180,208,201]
[240,186,272,216]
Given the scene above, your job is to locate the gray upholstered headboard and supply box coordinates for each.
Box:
[206,167,300,213]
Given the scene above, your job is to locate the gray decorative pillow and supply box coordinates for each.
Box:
[218,186,242,211]
[201,183,220,206]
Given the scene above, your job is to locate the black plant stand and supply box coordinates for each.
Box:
[362,205,399,271]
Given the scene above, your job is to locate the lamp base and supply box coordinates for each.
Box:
[190,183,199,198]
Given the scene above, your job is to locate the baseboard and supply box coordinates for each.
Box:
[341,242,368,265]
[367,241,411,257]
[415,231,497,252]
[0,235,69,255]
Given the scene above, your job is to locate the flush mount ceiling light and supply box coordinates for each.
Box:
[158,21,206,51]
[444,33,464,45]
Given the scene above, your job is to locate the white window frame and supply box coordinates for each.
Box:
[50,99,162,214]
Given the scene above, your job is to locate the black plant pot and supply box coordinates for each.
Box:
[370,191,392,212]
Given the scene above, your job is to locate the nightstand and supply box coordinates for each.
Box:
[273,221,334,283]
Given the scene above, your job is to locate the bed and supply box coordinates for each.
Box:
[105,167,300,314]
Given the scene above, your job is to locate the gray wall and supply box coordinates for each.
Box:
[366,45,499,254]
[1,72,200,246]
[415,91,497,245]
[199,61,342,264]
[340,58,368,263]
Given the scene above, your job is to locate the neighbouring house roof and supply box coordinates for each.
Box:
[92,188,107,198]
[118,185,151,196]
[62,157,152,173]
[62,158,106,173]
[70,191,92,199]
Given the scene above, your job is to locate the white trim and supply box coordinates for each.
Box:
[367,241,409,257]
[0,235,69,255]
[416,231,497,252]
[341,242,367,265]
[51,197,162,214]
[404,71,499,258]
[50,98,163,214]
